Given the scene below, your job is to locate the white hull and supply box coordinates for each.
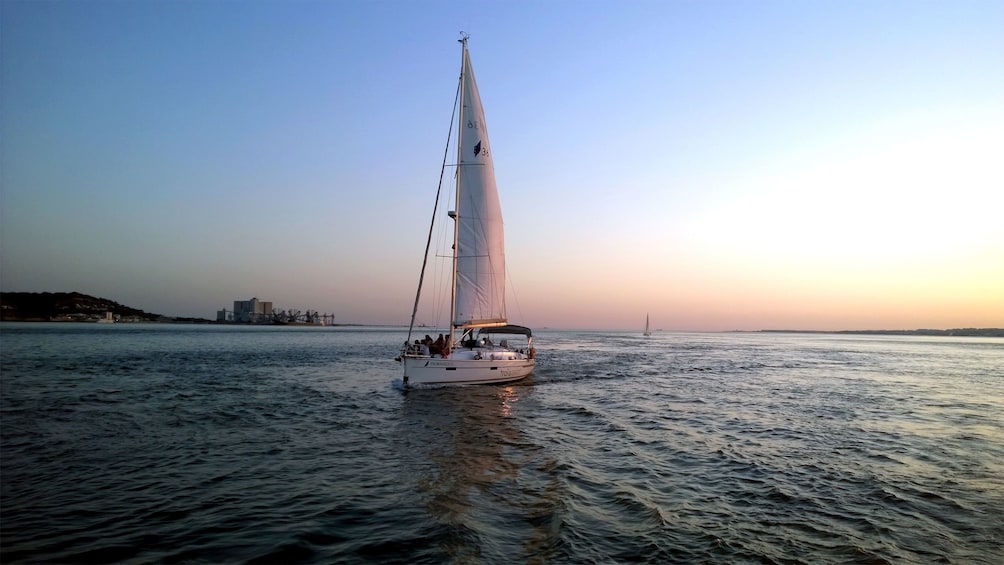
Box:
[403,353,534,385]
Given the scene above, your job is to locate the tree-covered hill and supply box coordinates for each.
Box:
[0,292,161,321]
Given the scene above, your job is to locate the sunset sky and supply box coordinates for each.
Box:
[2,0,1001,330]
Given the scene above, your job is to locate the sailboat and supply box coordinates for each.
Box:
[643,314,651,336]
[399,36,535,386]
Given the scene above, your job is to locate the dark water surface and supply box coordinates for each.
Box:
[2,323,1002,563]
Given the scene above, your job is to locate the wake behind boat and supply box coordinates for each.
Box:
[398,36,535,386]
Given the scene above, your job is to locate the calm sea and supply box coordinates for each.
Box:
[1,323,1002,563]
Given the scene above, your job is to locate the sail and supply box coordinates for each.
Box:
[454,44,506,328]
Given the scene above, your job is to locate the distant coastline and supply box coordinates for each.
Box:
[0,291,360,326]
[2,292,1000,336]
[759,328,1004,338]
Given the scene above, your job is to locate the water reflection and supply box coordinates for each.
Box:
[399,382,564,561]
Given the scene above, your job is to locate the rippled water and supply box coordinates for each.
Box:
[2,323,1002,563]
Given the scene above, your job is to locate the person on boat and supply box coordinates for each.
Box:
[432,334,446,356]
[461,329,477,349]
[405,340,425,355]
[441,335,451,358]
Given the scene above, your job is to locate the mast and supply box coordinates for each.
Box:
[449,34,468,347]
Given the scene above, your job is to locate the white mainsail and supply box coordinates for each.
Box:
[453,44,506,328]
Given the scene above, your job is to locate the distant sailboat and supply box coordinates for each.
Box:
[643,314,651,336]
[398,35,535,386]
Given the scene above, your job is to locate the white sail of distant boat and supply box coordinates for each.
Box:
[643,314,651,336]
[398,35,535,386]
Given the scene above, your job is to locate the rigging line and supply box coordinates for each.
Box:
[506,259,527,327]
[430,197,453,329]
[406,77,462,345]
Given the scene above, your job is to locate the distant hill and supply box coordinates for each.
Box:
[0,291,162,322]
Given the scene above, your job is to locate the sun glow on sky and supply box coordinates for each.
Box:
[1,0,1002,330]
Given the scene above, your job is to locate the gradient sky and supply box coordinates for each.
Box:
[2,0,1002,330]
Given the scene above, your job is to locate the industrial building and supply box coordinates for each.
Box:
[218,297,273,323]
[216,297,333,325]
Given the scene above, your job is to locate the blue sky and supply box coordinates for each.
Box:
[2,0,1002,329]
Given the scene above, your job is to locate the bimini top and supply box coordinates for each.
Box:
[478,325,532,337]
